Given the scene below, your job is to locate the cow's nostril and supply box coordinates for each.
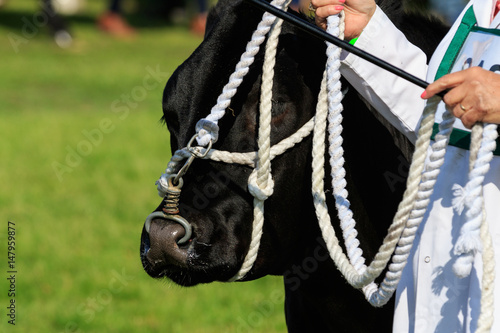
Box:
[142,232,151,255]
[146,219,190,267]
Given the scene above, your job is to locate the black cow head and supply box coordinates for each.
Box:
[140,0,448,288]
[140,0,332,286]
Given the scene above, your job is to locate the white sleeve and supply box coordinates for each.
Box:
[340,6,429,143]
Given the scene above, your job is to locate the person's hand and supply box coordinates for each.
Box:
[421,67,500,129]
[310,0,376,40]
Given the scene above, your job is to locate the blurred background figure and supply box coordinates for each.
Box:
[289,0,309,12]
[97,0,136,37]
[190,0,208,35]
[42,0,73,48]
[429,0,467,24]
[404,0,468,25]
[52,0,85,15]
[0,0,82,48]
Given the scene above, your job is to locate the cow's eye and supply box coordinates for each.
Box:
[271,99,288,118]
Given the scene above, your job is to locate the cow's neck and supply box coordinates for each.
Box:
[284,249,394,332]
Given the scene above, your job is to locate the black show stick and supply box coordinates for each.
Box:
[245,0,446,97]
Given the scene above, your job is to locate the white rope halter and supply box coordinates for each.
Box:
[158,0,300,282]
[154,3,496,328]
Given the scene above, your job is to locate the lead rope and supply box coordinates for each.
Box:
[452,123,495,278]
[320,13,497,318]
[313,11,454,302]
[453,122,497,333]
[323,13,380,297]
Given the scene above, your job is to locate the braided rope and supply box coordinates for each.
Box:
[324,13,380,296]
[453,123,498,278]
[319,13,496,315]
[314,13,496,314]
[451,122,497,332]
[477,202,495,333]
[365,103,455,303]
[312,13,453,304]
[314,60,452,301]
[452,124,485,278]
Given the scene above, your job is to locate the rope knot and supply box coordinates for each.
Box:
[454,230,482,257]
[453,254,476,279]
[451,182,483,279]
[451,183,474,215]
[248,170,274,201]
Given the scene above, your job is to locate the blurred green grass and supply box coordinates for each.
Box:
[0,1,286,332]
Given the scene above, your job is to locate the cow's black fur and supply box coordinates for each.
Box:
[140,0,448,331]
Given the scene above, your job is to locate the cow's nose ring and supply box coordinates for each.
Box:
[144,211,193,245]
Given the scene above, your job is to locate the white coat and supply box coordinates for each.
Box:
[340,1,500,332]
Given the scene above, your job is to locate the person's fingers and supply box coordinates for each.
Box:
[450,102,467,119]
[315,4,344,19]
[460,109,484,129]
[314,2,344,30]
[310,0,344,9]
[422,71,466,99]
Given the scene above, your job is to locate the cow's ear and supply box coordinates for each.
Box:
[205,1,222,37]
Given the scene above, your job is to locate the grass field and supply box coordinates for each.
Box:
[0,1,287,332]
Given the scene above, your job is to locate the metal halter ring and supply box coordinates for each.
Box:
[187,133,213,158]
[173,134,213,185]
